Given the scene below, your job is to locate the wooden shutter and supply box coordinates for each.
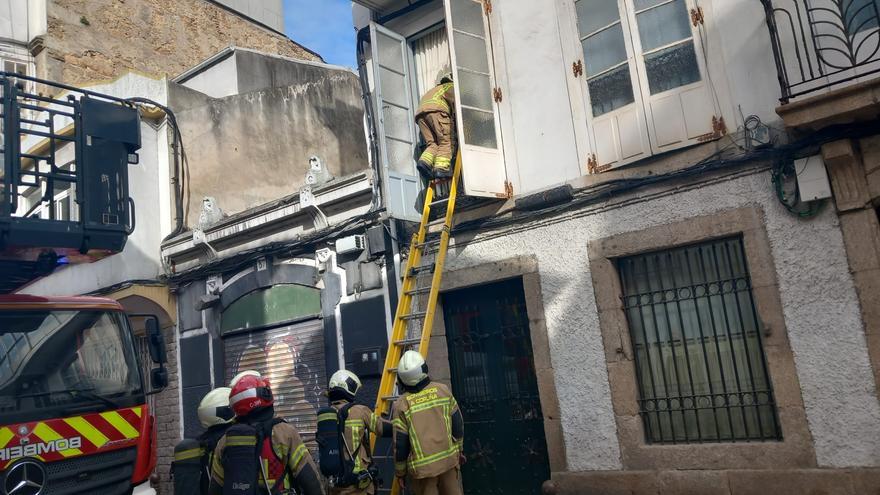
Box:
[371,22,421,221]
[560,0,651,172]
[626,0,721,153]
[444,0,509,198]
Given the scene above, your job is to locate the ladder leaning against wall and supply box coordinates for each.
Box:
[370,152,463,495]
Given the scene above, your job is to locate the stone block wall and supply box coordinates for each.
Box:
[34,0,321,86]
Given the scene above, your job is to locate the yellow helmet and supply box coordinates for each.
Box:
[328,369,362,401]
[197,387,234,428]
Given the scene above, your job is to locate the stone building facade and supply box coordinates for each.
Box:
[30,0,320,85]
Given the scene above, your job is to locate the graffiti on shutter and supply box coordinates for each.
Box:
[224,318,327,445]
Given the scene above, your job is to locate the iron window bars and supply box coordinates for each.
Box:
[618,236,782,444]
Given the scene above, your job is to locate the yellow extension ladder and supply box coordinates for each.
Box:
[370,153,462,493]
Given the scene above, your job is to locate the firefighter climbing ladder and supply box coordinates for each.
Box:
[370,153,462,493]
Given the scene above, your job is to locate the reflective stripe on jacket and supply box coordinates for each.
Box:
[417,83,455,117]
[210,422,313,490]
[330,401,384,473]
[392,382,462,479]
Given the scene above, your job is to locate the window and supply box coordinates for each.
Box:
[369,0,508,220]
[412,27,451,102]
[565,0,722,171]
[618,237,781,443]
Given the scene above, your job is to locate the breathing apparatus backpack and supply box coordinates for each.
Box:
[316,403,377,488]
[172,438,207,495]
[221,419,290,495]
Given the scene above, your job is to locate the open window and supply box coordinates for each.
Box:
[560,0,725,172]
[371,22,422,222]
[368,0,510,220]
[444,0,508,198]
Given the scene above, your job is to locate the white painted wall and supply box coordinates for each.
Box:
[444,169,880,470]
[0,0,29,43]
[212,0,284,33]
[25,74,172,296]
[179,53,239,98]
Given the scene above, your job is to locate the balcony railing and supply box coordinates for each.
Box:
[0,72,141,278]
[762,0,880,102]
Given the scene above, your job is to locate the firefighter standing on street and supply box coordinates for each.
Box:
[172,387,236,495]
[416,71,456,181]
[324,370,392,495]
[392,351,465,495]
[209,370,324,495]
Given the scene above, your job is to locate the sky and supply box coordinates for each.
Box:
[283,0,357,69]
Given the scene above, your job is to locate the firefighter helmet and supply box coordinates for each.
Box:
[197,387,235,428]
[437,69,454,85]
[328,369,362,402]
[229,370,274,417]
[398,350,429,387]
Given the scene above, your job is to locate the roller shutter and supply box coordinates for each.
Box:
[223,318,326,443]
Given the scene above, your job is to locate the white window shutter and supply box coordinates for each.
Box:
[444,0,509,198]
[563,0,651,172]
[370,22,421,222]
[627,0,723,154]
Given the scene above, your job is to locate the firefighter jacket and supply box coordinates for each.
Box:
[209,420,323,495]
[392,381,464,479]
[329,401,391,474]
[417,83,455,118]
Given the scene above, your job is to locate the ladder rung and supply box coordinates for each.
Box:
[381,395,400,402]
[386,367,397,372]
[415,239,439,250]
[400,311,427,321]
[405,287,432,296]
[410,264,435,276]
[393,337,422,346]
[429,197,450,207]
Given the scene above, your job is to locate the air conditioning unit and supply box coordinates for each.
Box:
[336,235,366,255]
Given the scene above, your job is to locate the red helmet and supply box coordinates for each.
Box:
[229,370,274,417]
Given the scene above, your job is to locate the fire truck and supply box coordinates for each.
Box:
[0,71,168,494]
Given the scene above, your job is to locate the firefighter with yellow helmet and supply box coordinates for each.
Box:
[392,351,464,495]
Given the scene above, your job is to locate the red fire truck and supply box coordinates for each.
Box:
[0,295,168,495]
[0,70,168,494]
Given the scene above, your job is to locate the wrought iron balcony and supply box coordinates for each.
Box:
[762,0,880,103]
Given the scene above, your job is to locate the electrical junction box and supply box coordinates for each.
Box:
[336,234,366,255]
[795,155,832,202]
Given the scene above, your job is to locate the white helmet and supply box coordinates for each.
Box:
[398,351,428,387]
[197,387,235,428]
[328,369,362,401]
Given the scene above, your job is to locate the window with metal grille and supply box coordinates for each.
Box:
[618,236,782,444]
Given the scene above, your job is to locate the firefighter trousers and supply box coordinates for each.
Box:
[416,111,454,172]
[410,468,462,495]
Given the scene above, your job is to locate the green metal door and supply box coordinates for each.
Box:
[443,278,550,494]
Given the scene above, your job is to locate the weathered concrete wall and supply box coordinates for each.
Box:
[170,57,368,227]
[444,169,880,471]
[38,0,320,85]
